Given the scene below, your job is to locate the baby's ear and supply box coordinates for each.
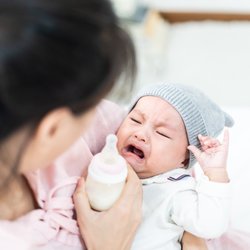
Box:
[181,158,189,168]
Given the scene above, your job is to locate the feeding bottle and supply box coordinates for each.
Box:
[85,134,128,211]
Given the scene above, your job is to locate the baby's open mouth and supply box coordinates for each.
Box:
[126,145,144,159]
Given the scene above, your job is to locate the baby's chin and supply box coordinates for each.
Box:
[128,163,152,179]
[122,157,144,177]
[137,173,149,179]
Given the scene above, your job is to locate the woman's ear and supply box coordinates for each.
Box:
[20,106,95,173]
[21,108,80,172]
[33,107,86,156]
[35,108,72,143]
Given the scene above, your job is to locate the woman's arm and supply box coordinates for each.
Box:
[182,232,208,250]
[73,166,142,250]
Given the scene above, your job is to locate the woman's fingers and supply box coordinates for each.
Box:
[73,177,91,218]
[117,165,142,204]
[112,165,142,223]
[182,232,208,250]
[73,166,143,250]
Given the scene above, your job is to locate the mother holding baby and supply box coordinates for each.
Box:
[0,0,246,249]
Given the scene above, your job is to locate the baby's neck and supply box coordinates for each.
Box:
[0,175,36,220]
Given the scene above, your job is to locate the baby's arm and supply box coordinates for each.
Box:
[171,181,230,239]
[171,130,231,238]
[188,129,229,182]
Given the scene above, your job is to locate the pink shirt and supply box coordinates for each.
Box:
[0,100,126,250]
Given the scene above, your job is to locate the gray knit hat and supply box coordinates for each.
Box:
[130,83,234,168]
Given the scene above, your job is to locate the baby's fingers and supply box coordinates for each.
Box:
[198,135,210,150]
[198,134,220,149]
[222,129,229,147]
[187,145,202,159]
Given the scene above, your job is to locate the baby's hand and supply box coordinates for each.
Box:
[188,129,229,182]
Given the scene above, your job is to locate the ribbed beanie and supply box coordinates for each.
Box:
[129,83,234,168]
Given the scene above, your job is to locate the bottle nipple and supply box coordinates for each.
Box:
[101,134,119,164]
[86,134,128,211]
[87,133,127,183]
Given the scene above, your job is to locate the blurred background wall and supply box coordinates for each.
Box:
[111,0,250,107]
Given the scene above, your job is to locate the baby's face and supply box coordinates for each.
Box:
[116,96,189,179]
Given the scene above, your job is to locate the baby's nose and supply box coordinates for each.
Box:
[134,131,148,143]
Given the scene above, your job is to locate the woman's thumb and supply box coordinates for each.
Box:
[73,177,91,216]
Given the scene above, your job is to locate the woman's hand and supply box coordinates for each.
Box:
[182,232,208,250]
[73,166,143,250]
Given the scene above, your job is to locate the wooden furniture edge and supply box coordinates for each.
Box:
[159,12,250,22]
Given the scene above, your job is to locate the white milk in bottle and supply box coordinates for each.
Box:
[85,134,128,211]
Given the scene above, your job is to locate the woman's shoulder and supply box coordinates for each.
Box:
[83,99,126,155]
[96,99,127,128]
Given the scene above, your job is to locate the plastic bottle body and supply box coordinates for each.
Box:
[85,134,128,211]
[85,174,125,211]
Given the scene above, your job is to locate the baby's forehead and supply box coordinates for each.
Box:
[133,96,169,109]
[130,96,186,129]
[132,96,179,116]
[136,95,164,103]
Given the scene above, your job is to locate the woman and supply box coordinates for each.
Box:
[0,0,142,249]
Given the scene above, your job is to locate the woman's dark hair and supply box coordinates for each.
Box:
[0,0,136,142]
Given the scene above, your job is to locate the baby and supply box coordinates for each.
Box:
[114,83,234,250]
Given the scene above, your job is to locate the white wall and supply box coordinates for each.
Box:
[133,19,250,106]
